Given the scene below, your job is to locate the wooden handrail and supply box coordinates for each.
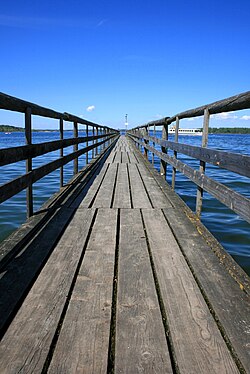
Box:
[128,135,250,223]
[130,132,250,178]
[0,92,119,217]
[134,91,250,129]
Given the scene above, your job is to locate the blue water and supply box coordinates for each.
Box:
[0,131,250,275]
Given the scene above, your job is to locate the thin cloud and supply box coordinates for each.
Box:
[86,105,95,112]
[240,115,250,120]
[0,14,92,29]
[212,112,238,120]
[96,19,107,27]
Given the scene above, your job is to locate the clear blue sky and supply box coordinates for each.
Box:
[1,0,250,129]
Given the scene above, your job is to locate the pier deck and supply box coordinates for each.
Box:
[0,136,249,373]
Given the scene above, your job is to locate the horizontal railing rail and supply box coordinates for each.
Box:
[0,92,119,218]
[128,91,250,222]
[0,133,115,166]
[132,132,250,178]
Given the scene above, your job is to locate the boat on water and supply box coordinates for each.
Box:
[169,126,202,136]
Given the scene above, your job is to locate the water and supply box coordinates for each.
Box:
[0,131,250,275]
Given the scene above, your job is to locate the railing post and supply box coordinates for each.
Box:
[172,116,179,189]
[96,127,99,155]
[152,124,155,166]
[25,107,33,218]
[160,123,168,179]
[143,127,148,159]
[92,126,95,159]
[86,125,89,165]
[73,121,78,175]
[60,118,64,187]
[196,108,210,217]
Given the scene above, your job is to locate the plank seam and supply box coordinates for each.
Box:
[139,209,179,374]
[161,208,247,374]
[135,163,154,208]
[107,208,120,374]
[88,163,110,208]
[126,163,133,208]
[110,164,119,209]
[41,208,98,373]
[127,152,131,164]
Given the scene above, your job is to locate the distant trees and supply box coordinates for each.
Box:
[198,127,250,134]
[0,125,24,132]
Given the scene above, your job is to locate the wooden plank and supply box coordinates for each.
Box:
[113,151,122,163]
[92,163,118,208]
[105,150,116,164]
[162,207,250,372]
[48,208,117,373]
[128,164,152,208]
[137,163,172,208]
[79,164,109,208]
[121,151,129,163]
[128,151,139,164]
[142,209,239,373]
[0,208,95,373]
[115,209,173,373]
[113,164,131,208]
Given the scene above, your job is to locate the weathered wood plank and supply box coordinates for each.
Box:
[92,163,118,208]
[113,164,131,208]
[128,151,139,164]
[142,209,239,374]
[137,163,172,208]
[0,208,95,373]
[113,151,122,163]
[115,209,173,373]
[79,164,109,208]
[48,208,117,374]
[121,151,129,163]
[162,207,250,372]
[128,163,152,208]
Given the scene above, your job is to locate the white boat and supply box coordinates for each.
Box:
[169,126,202,136]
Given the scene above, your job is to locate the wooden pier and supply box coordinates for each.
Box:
[0,92,250,373]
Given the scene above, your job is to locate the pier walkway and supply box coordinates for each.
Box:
[0,136,249,373]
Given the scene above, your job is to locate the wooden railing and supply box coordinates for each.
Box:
[0,92,119,217]
[128,91,250,223]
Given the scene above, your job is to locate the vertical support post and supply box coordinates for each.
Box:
[86,125,89,165]
[96,127,99,155]
[25,107,33,218]
[60,118,64,187]
[172,117,179,189]
[196,108,210,217]
[152,124,155,166]
[73,121,78,175]
[92,126,95,159]
[143,126,148,159]
[160,123,168,179]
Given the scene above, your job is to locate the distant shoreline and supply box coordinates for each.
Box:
[0,125,250,134]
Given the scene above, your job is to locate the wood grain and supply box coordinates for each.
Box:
[115,209,173,373]
[142,208,239,374]
[0,208,95,373]
[48,208,117,374]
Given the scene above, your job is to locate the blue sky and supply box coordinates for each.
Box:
[0,0,250,129]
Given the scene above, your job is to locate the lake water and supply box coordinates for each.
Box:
[0,131,250,275]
